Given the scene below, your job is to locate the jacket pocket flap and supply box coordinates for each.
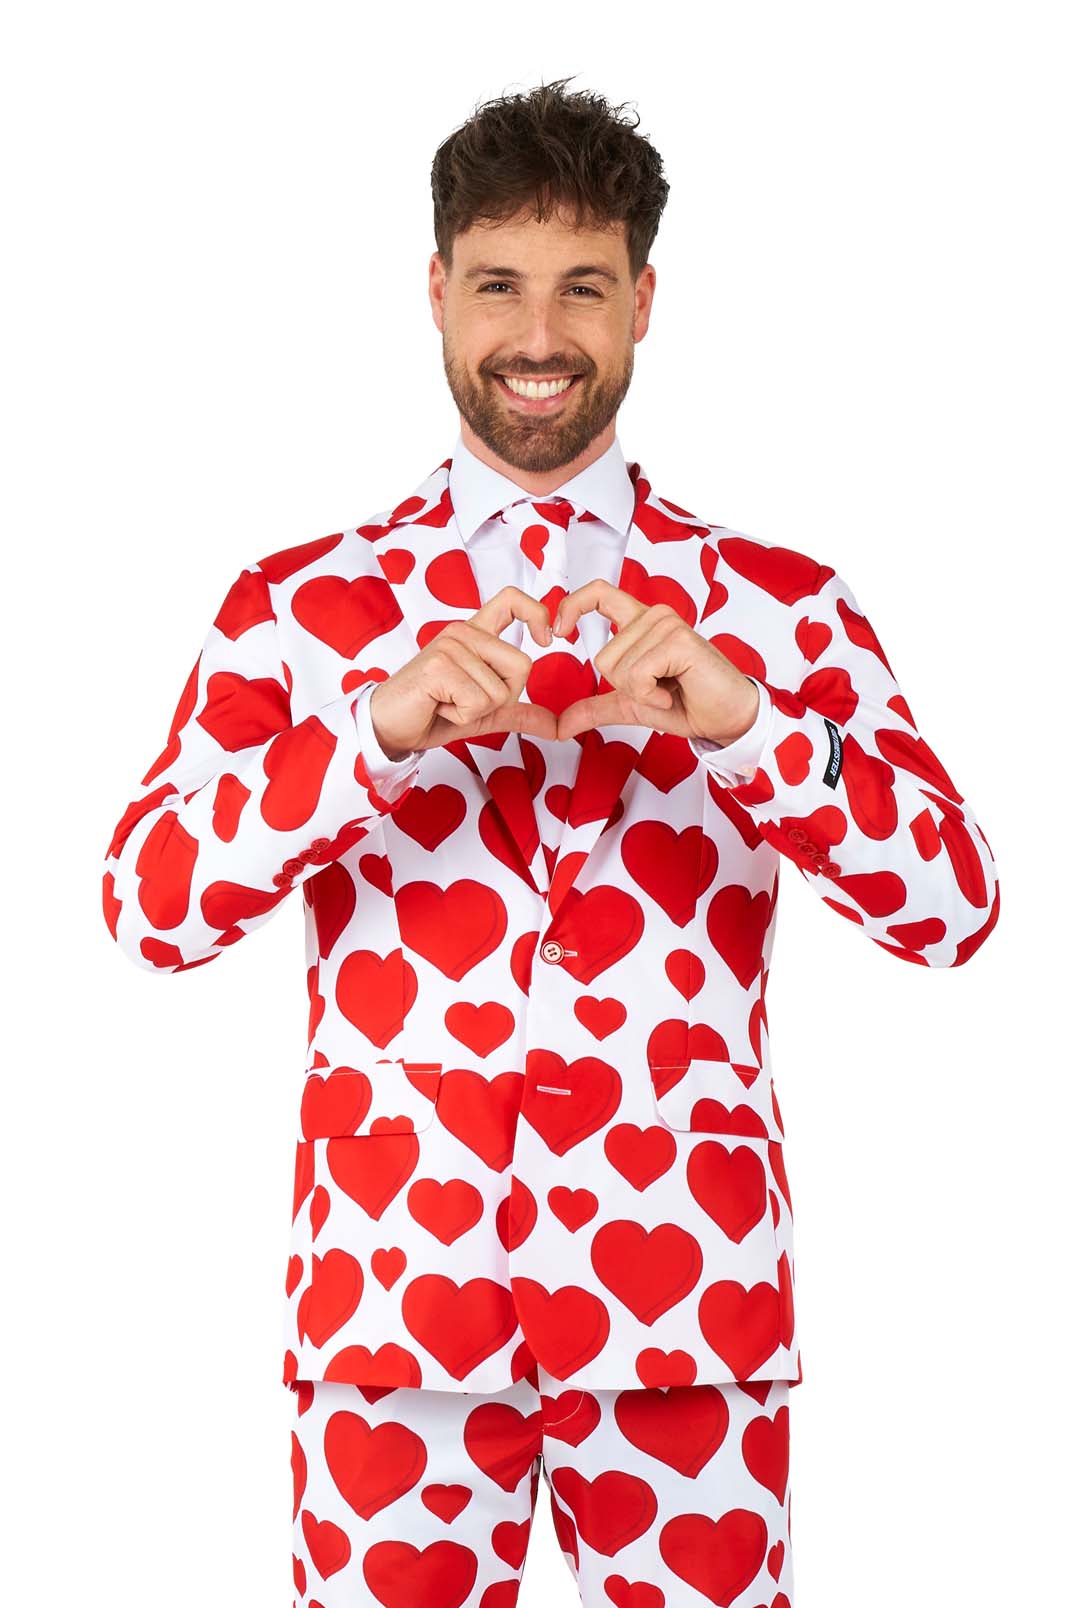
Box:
[299,1058,442,1140]
[651,1058,784,1142]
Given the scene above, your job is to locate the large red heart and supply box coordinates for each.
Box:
[621,822,717,928]
[686,1141,769,1243]
[326,1124,420,1219]
[362,1539,477,1608]
[196,668,290,751]
[335,947,416,1049]
[322,1341,422,1391]
[510,1279,610,1378]
[697,1281,781,1378]
[550,1468,657,1558]
[553,886,645,983]
[300,1510,350,1580]
[715,537,825,606]
[462,1400,542,1492]
[603,1124,676,1191]
[659,1509,768,1606]
[299,1069,372,1139]
[401,1275,518,1380]
[522,1055,622,1155]
[261,716,337,831]
[407,1178,483,1245]
[742,1405,789,1505]
[259,533,342,585]
[134,812,197,930]
[396,879,508,980]
[590,1221,703,1325]
[705,885,772,990]
[637,729,700,793]
[307,862,356,959]
[323,1411,426,1518]
[292,573,403,657]
[444,1001,515,1057]
[393,784,468,851]
[613,1384,729,1477]
[547,1187,598,1232]
[574,995,626,1040]
[435,1069,524,1172]
[296,1249,363,1348]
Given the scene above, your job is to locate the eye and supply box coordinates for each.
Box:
[477,283,601,296]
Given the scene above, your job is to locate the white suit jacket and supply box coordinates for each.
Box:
[103,441,1000,1393]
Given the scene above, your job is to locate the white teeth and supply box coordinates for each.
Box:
[501,375,576,399]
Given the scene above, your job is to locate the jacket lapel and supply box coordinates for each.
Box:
[366,454,714,911]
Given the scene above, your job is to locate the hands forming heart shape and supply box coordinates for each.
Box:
[370,578,761,759]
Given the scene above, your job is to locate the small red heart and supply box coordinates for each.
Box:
[420,1483,472,1523]
[370,1247,406,1290]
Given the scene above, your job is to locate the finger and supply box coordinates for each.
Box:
[488,700,560,739]
[432,620,534,696]
[429,697,559,747]
[426,652,512,726]
[599,617,684,709]
[554,578,647,639]
[559,691,684,742]
[468,584,554,647]
[556,690,631,740]
[432,698,559,737]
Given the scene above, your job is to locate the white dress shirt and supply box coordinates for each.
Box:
[351,432,774,792]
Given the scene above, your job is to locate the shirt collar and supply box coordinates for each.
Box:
[448,429,636,544]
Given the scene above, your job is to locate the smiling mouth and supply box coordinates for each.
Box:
[492,372,584,409]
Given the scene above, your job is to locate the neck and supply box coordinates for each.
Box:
[459,419,615,495]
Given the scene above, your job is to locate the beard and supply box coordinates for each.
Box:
[443,335,634,474]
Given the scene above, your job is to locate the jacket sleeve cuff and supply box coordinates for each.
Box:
[687,676,775,785]
[352,681,424,807]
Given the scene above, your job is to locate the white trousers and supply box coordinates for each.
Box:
[289,1366,794,1605]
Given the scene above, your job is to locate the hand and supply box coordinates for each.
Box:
[552,579,761,743]
[369,587,560,757]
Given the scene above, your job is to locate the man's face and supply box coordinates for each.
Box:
[431,208,654,475]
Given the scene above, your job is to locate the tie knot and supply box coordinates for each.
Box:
[501,494,577,530]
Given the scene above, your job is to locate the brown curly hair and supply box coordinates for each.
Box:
[431,76,670,280]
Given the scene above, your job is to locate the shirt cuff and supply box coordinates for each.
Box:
[352,680,424,804]
[688,676,775,786]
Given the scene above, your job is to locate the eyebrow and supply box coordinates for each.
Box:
[462,263,620,285]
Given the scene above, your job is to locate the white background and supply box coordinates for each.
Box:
[4,3,1077,1603]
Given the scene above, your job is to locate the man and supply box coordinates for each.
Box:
[103,77,999,1608]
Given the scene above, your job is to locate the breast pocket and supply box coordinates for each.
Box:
[649,1057,785,1144]
[298,1057,442,1140]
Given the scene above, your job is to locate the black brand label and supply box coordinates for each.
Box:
[822,718,843,789]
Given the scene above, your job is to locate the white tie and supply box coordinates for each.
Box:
[496,496,599,887]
